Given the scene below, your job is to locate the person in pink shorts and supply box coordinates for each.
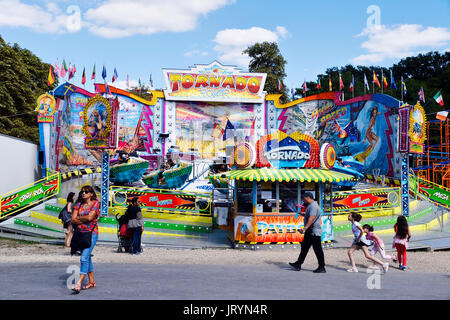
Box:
[363,224,396,269]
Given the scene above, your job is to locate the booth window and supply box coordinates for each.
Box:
[256,182,277,213]
[279,182,299,213]
[236,180,253,213]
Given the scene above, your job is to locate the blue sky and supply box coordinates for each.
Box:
[0,0,449,93]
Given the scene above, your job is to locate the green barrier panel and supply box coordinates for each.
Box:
[333,206,433,232]
[14,218,63,234]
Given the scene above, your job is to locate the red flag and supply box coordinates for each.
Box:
[278,79,282,91]
[47,66,55,86]
[81,67,86,85]
[339,73,344,90]
[316,79,321,90]
[373,71,380,88]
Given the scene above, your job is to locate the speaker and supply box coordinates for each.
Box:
[38,151,45,165]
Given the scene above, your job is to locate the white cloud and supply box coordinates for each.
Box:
[213,26,289,67]
[351,24,450,64]
[84,0,235,38]
[0,0,234,38]
[184,49,209,57]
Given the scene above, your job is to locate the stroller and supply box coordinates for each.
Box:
[115,212,133,253]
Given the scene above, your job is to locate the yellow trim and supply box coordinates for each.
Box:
[140,90,165,106]
[110,207,212,224]
[30,211,60,224]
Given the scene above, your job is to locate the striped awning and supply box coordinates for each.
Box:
[213,168,354,183]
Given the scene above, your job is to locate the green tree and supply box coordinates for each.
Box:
[0,35,57,143]
[243,42,289,102]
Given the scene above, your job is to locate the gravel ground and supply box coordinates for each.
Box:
[1,239,449,273]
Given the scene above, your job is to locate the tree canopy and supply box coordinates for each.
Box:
[243,42,289,103]
[0,35,57,143]
[305,51,449,116]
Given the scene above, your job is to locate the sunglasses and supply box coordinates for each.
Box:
[81,190,91,194]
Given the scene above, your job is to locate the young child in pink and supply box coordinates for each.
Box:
[363,224,396,269]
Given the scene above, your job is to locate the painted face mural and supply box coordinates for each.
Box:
[273,94,398,176]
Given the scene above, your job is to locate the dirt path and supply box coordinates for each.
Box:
[1,239,449,273]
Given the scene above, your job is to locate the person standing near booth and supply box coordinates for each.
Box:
[70,185,100,293]
[289,192,326,273]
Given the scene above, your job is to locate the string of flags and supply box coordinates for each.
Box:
[282,70,444,113]
[48,59,154,92]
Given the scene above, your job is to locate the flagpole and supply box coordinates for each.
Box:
[381,70,384,94]
[364,75,366,96]
[401,76,404,103]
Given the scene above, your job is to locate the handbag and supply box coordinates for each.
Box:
[71,228,92,254]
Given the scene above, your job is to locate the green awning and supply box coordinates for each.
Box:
[213,168,354,183]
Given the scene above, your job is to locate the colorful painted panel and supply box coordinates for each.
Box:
[111,187,211,215]
[271,93,399,176]
[163,61,267,103]
[175,102,255,159]
[0,175,60,218]
[332,187,400,212]
[234,215,305,243]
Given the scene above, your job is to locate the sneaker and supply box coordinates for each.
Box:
[401,265,407,271]
[313,267,326,273]
[347,267,358,273]
[289,262,301,271]
[399,264,404,270]
[382,263,389,273]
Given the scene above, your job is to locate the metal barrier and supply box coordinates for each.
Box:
[0,169,61,220]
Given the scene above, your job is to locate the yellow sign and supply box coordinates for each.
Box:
[409,103,426,154]
[35,93,56,122]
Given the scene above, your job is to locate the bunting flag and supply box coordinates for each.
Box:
[329,77,332,92]
[250,117,256,136]
[390,70,397,90]
[339,73,344,90]
[81,67,86,85]
[223,119,235,141]
[54,59,60,78]
[60,60,67,78]
[112,67,118,83]
[137,78,142,92]
[364,74,370,91]
[373,71,380,88]
[105,82,111,95]
[382,72,388,89]
[211,122,225,138]
[316,78,321,90]
[418,87,425,102]
[68,64,76,81]
[434,90,444,106]
[436,111,448,121]
[349,74,354,92]
[47,66,55,86]
[91,64,96,80]
[401,76,407,95]
[302,81,307,95]
[278,79,282,91]
[102,65,107,80]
